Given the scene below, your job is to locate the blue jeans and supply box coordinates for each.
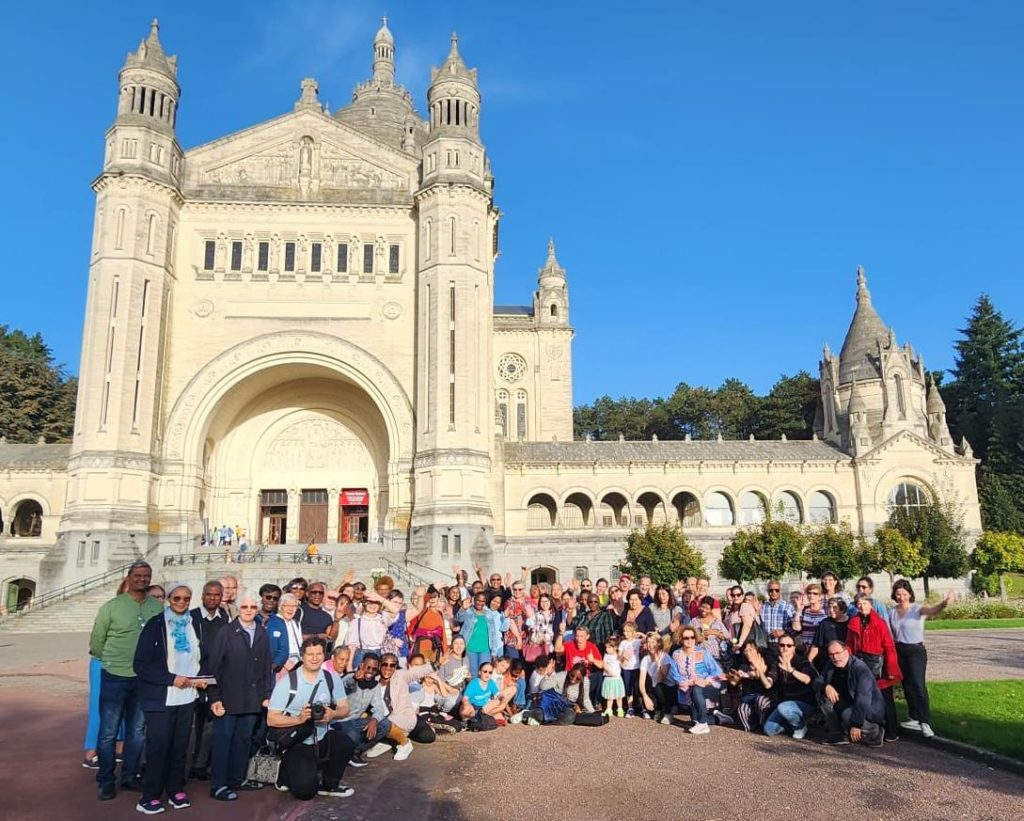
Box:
[466,650,491,677]
[687,684,722,725]
[764,700,817,735]
[333,716,391,754]
[96,670,146,787]
[210,712,259,790]
[513,677,527,708]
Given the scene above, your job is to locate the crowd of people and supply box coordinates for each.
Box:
[86,561,955,814]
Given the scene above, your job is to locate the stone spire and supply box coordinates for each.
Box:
[838,265,889,384]
[538,238,566,286]
[124,18,178,79]
[372,16,396,86]
[436,32,477,85]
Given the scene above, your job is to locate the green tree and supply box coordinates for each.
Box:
[803,523,860,583]
[573,395,654,441]
[859,526,928,587]
[754,371,820,440]
[618,524,706,585]
[719,519,805,583]
[0,325,76,443]
[971,531,1024,601]
[888,503,969,596]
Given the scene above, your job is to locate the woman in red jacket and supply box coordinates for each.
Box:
[846,593,902,741]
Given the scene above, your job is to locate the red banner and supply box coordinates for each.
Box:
[340,489,369,506]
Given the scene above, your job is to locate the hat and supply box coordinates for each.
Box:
[619,573,632,582]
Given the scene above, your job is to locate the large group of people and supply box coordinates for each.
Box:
[86,560,956,814]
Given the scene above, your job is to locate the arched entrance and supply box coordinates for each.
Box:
[4,578,35,613]
[531,566,557,585]
[12,500,43,537]
[161,332,415,548]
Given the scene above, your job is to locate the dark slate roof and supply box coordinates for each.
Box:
[838,269,889,384]
[494,305,534,316]
[0,442,71,470]
[504,439,850,464]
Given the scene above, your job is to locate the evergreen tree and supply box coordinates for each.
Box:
[754,371,820,440]
[0,326,76,443]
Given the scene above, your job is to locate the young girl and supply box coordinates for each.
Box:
[620,623,642,717]
[601,635,626,717]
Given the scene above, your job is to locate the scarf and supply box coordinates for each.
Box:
[167,608,192,654]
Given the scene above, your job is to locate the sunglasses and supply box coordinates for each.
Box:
[767,588,781,592]
[308,590,325,596]
[490,577,502,583]
[682,636,696,641]
[778,642,795,647]
[479,668,493,674]
[380,661,398,669]
[290,585,307,591]
[169,596,191,603]
[239,604,258,610]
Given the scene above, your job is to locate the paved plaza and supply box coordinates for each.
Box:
[0,630,1021,820]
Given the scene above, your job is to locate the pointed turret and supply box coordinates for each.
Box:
[838,266,889,384]
[534,238,570,327]
[372,16,396,86]
[427,32,481,139]
[926,379,954,451]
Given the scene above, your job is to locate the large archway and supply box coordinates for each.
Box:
[161,332,415,545]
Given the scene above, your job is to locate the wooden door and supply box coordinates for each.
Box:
[299,489,328,544]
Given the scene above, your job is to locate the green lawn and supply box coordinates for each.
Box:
[926,618,1024,630]
[897,680,1024,760]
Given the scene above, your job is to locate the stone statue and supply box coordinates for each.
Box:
[299,137,313,175]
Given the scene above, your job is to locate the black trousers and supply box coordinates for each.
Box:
[188,700,214,772]
[819,694,883,744]
[409,716,436,744]
[639,676,676,715]
[280,729,356,801]
[896,642,931,724]
[142,703,195,802]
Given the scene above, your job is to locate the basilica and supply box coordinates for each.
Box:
[0,20,980,609]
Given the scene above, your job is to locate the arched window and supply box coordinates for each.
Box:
[739,491,768,525]
[672,492,702,528]
[12,499,44,537]
[705,492,734,527]
[515,389,527,440]
[550,303,558,318]
[599,492,629,527]
[637,492,666,526]
[563,493,593,528]
[890,481,929,513]
[808,491,836,524]
[775,491,803,524]
[496,390,509,439]
[527,493,557,529]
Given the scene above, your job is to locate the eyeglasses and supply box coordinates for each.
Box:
[307,590,325,596]
[169,596,191,603]
[512,587,524,592]
[354,585,366,592]
[239,604,259,610]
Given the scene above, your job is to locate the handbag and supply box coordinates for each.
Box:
[857,652,884,679]
[522,642,546,663]
[246,748,281,785]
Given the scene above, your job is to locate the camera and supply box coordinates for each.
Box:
[311,703,326,721]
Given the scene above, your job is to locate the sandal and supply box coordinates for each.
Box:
[210,786,238,801]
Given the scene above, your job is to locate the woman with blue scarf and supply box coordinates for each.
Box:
[133,583,206,815]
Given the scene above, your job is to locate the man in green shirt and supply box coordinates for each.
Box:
[89,560,163,801]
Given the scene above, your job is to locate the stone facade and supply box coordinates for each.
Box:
[0,20,981,607]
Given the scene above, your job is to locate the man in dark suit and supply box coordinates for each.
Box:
[188,581,229,780]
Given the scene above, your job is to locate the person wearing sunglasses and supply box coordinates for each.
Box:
[792,584,828,649]
[133,583,208,814]
[363,652,437,761]
[847,577,889,619]
[256,584,281,625]
[762,635,817,739]
[759,581,794,648]
[458,663,517,722]
[456,592,507,676]
[300,583,334,646]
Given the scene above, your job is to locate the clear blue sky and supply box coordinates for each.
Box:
[2,1,1021,404]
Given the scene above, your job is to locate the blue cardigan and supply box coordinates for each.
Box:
[265,613,292,669]
[133,612,198,712]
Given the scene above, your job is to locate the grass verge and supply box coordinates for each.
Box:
[926,618,1024,630]
[897,680,1024,760]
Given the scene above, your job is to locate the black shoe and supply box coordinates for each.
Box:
[884,734,900,742]
[317,784,355,798]
[234,779,264,791]
[822,733,850,746]
[120,775,144,792]
[652,711,664,723]
[189,767,209,781]
[98,783,116,801]
[348,754,369,768]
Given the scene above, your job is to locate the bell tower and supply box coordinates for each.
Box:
[412,33,499,564]
[61,20,183,571]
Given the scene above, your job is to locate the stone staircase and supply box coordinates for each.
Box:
[1,547,448,634]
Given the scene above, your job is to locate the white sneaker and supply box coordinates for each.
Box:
[526,716,541,726]
[713,710,734,726]
[688,722,710,735]
[509,711,526,725]
[364,742,391,759]
[900,719,923,731]
[792,726,808,740]
[660,716,671,725]
[393,741,413,761]
[920,723,935,738]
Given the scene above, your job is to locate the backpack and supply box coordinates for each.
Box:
[466,710,498,732]
[539,689,571,723]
